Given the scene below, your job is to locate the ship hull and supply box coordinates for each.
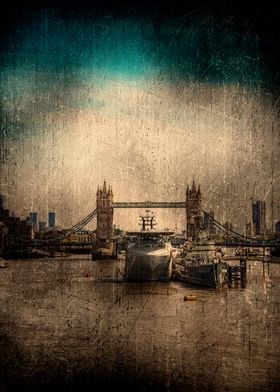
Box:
[125,246,172,281]
[175,262,228,288]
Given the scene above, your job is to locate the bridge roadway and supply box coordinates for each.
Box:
[200,242,279,248]
[112,202,186,208]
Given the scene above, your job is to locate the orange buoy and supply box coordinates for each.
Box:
[184,295,197,301]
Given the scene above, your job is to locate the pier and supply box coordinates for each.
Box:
[227,258,247,288]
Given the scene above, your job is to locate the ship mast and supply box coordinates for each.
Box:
[138,210,157,231]
[270,121,275,234]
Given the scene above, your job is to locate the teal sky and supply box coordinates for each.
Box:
[1,15,268,84]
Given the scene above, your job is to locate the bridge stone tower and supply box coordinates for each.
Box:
[96,181,114,242]
[186,181,203,239]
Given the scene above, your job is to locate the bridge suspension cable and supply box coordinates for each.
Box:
[63,209,97,235]
[67,218,93,233]
[203,211,265,245]
[45,209,97,243]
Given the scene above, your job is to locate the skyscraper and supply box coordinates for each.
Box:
[0,194,5,209]
[29,212,38,230]
[48,212,56,228]
[252,200,266,236]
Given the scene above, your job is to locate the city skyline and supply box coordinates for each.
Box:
[0,186,277,235]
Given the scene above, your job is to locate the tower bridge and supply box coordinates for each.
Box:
[79,181,277,248]
[4,180,280,254]
[95,180,201,242]
[40,181,279,247]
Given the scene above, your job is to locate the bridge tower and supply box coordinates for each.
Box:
[96,181,114,242]
[186,181,203,239]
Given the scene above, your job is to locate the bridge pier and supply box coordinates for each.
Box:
[228,257,247,288]
[96,181,114,242]
[93,181,117,260]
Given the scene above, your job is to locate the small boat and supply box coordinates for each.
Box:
[184,295,197,301]
[124,210,173,281]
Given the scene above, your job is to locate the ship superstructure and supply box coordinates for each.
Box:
[175,237,228,288]
[124,211,173,281]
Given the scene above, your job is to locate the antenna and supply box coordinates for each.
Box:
[271,123,275,233]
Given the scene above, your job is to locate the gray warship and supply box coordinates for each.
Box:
[174,238,229,288]
[124,211,173,281]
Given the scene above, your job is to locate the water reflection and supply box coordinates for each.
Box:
[0,256,279,391]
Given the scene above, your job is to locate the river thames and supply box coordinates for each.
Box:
[0,255,280,392]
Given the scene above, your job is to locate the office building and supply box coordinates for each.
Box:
[48,212,56,228]
[0,194,5,208]
[252,200,266,236]
[29,212,38,230]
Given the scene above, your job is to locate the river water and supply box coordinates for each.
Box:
[0,255,279,391]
